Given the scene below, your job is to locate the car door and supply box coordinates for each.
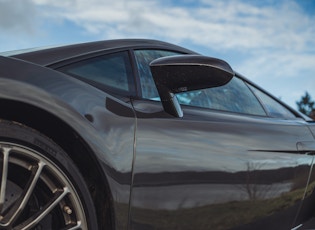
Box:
[129,51,315,230]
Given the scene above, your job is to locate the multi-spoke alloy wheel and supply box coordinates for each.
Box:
[0,120,98,229]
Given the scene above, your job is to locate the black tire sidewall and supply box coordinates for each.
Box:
[0,120,99,229]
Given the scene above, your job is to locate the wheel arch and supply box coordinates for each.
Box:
[0,98,113,229]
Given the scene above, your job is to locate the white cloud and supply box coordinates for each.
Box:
[235,48,315,107]
[1,0,314,107]
[26,0,315,53]
[0,0,38,34]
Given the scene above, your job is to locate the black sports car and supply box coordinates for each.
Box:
[0,39,315,230]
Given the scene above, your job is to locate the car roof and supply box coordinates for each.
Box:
[9,39,194,66]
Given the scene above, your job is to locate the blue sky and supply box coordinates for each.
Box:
[0,0,314,109]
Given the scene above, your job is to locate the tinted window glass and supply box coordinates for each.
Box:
[60,51,135,94]
[177,77,267,116]
[134,50,181,99]
[248,85,296,119]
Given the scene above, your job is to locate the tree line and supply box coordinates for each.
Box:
[296,91,315,119]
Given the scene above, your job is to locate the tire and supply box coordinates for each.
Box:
[0,120,98,229]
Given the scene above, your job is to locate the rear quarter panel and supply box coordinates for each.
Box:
[0,56,135,229]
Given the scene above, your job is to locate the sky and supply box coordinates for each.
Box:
[0,0,314,109]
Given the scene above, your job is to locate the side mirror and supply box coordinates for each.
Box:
[150,55,234,117]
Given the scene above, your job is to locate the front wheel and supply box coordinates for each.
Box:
[0,120,98,229]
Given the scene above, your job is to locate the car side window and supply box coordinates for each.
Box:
[134,49,182,99]
[59,51,135,95]
[176,77,267,116]
[248,84,296,119]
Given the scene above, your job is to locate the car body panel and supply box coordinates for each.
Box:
[0,55,136,228]
[131,100,315,230]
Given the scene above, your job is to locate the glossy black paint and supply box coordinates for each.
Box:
[131,101,315,229]
[150,55,233,117]
[0,39,315,230]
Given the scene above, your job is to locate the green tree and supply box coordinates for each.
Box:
[296,91,314,115]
